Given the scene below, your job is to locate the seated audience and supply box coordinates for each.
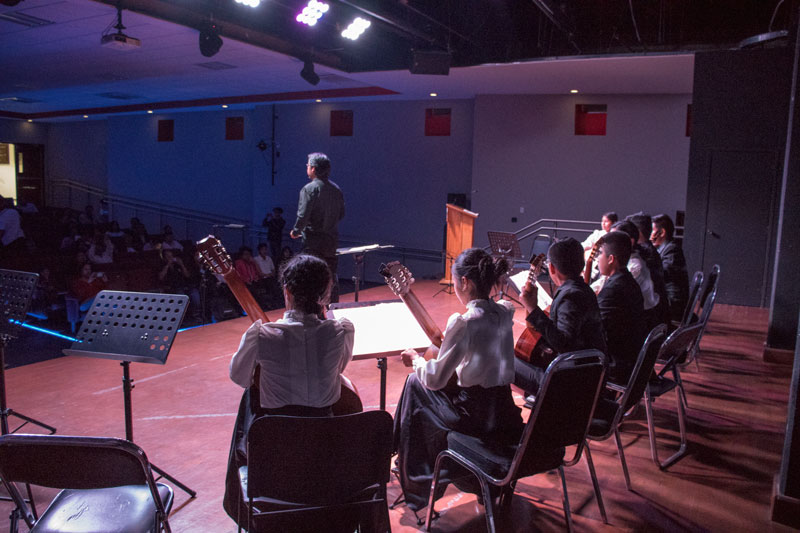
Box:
[143,235,162,251]
[71,262,108,312]
[87,234,114,264]
[651,214,690,322]
[262,206,286,261]
[595,232,647,385]
[161,231,183,251]
[234,246,269,307]
[78,205,95,226]
[158,249,200,319]
[393,248,523,511]
[514,237,606,396]
[106,220,125,238]
[254,242,281,309]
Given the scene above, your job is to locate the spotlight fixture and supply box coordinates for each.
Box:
[300,61,320,86]
[342,17,370,40]
[234,0,260,7]
[147,110,153,114]
[27,119,32,123]
[430,92,437,97]
[100,6,140,50]
[296,0,328,26]
[83,115,89,118]
[570,89,579,94]
[222,104,229,108]
[315,99,322,103]
[199,22,223,57]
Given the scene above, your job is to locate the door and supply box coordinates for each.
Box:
[14,143,45,208]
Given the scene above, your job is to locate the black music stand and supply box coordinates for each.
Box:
[0,269,56,436]
[63,290,196,498]
[336,244,395,302]
[487,231,526,304]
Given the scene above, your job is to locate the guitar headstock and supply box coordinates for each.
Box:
[529,253,546,278]
[196,235,234,276]
[587,241,601,264]
[379,261,414,297]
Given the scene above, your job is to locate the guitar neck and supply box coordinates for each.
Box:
[399,289,443,347]
[223,271,269,324]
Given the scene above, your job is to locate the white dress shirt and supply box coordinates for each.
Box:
[412,299,516,390]
[229,310,355,409]
[0,208,24,246]
[254,254,275,276]
[628,251,659,311]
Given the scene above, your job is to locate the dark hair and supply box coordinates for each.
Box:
[307,152,331,180]
[601,231,632,266]
[257,242,268,251]
[611,220,639,243]
[279,254,331,315]
[273,207,283,214]
[652,213,675,240]
[626,212,651,241]
[603,211,618,224]
[452,248,509,298]
[547,237,584,279]
[239,246,253,256]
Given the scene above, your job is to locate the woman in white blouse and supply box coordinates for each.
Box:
[393,248,523,512]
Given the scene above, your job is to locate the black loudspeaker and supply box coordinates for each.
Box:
[410,50,451,75]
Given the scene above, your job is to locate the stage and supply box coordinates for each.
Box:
[1,281,794,532]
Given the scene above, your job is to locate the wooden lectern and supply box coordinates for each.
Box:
[441,203,479,285]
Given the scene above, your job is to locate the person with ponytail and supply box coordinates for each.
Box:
[229,253,354,416]
[393,248,524,512]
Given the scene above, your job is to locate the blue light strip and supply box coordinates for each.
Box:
[16,321,78,342]
[177,324,208,332]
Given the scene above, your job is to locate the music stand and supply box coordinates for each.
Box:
[0,269,56,436]
[63,290,196,498]
[336,244,395,302]
[487,231,527,304]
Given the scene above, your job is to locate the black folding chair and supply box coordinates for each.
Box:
[678,271,704,328]
[425,350,606,533]
[646,323,705,469]
[239,411,393,533]
[682,264,720,371]
[0,434,173,532]
[586,324,668,492]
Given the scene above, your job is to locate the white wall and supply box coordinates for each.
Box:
[470,94,692,248]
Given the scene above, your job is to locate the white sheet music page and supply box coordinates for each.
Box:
[508,271,553,309]
[330,302,432,357]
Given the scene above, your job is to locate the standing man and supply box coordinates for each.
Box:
[290,152,345,303]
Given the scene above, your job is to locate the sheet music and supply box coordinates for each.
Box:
[330,302,432,357]
[508,271,553,309]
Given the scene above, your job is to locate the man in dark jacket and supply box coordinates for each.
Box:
[651,213,690,322]
[514,237,607,395]
[596,231,647,385]
[290,152,345,302]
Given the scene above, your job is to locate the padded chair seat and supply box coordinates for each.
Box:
[32,483,173,533]
[588,397,620,438]
[648,377,678,397]
[447,432,565,481]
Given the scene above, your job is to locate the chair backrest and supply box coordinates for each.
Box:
[619,324,668,415]
[681,271,704,326]
[529,234,553,261]
[246,410,393,505]
[0,434,152,489]
[512,350,606,479]
[697,264,720,326]
[659,322,705,370]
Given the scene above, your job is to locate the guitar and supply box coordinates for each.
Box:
[584,241,600,285]
[379,261,444,350]
[513,254,555,365]
[196,235,362,415]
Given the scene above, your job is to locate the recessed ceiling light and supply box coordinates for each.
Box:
[430,92,438,97]
[221,104,228,109]
[315,99,322,103]
[83,115,88,118]
[27,119,32,123]
[147,110,153,114]
[570,89,579,94]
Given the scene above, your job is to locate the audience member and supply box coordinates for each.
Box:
[158,249,200,319]
[106,220,125,238]
[71,262,108,311]
[0,194,26,259]
[143,235,162,251]
[651,214,690,322]
[87,234,114,264]
[78,205,95,226]
[161,231,183,251]
[262,207,286,260]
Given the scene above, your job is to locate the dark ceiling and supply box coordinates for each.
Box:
[92,0,799,73]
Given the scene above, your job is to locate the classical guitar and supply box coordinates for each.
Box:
[379,261,444,350]
[196,235,362,415]
[513,253,555,365]
[584,241,601,285]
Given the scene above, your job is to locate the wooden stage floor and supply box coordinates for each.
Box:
[2,280,795,532]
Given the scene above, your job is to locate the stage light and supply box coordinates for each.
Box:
[570,89,579,93]
[430,92,437,97]
[27,119,33,122]
[222,104,228,108]
[300,61,320,86]
[234,0,260,7]
[342,16,370,40]
[147,110,153,114]
[296,0,328,26]
[315,99,322,102]
[83,115,88,118]
[199,22,223,57]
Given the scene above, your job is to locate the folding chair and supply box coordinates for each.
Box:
[678,271,704,328]
[586,324,668,491]
[239,411,393,533]
[646,323,705,469]
[0,434,173,532]
[425,350,606,533]
[682,264,720,371]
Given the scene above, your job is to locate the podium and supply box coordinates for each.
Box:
[441,203,479,287]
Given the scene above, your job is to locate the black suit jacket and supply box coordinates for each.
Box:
[527,278,607,356]
[659,240,690,321]
[597,270,646,384]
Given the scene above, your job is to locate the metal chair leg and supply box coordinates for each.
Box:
[614,429,632,491]
[645,386,689,470]
[425,454,446,531]
[477,476,497,533]
[583,445,608,524]
[558,465,574,533]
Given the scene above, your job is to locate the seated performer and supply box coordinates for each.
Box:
[628,212,669,325]
[514,237,606,396]
[224,254,355,525]
[582,211,617,251]
[610,220,662,331]
[595,232,647,385]
[651,213,690,322]
[393,248,523,512]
